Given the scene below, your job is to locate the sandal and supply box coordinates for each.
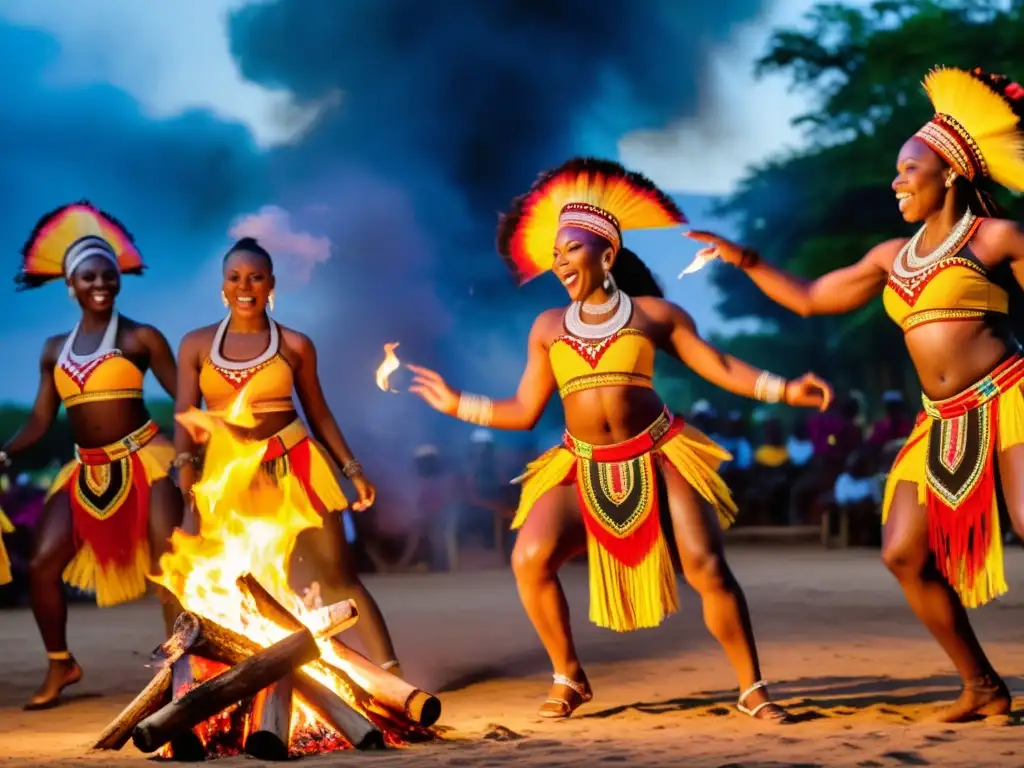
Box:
[736,680,792,723]
[538,673,593,719]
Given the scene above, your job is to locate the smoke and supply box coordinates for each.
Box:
[229,205,332,288]
[224,0,767,485]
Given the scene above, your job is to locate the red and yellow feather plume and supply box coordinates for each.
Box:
[16,201,144,290]
[497,157,685,285]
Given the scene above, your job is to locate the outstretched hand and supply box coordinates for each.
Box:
[407,364,459,416]
[683,230,748,267]
[785,373,834,412]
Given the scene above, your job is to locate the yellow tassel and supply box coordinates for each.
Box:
[0,536,11,587]
[587,532,678,632]
[62,542,151,607]
[954,499,1008,609]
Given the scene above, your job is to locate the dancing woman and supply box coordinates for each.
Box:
[174,237,402,674]
[2,202,182,709]
[409,158,832,721]
[686,67,1024,721]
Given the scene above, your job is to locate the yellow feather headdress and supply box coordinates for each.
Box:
[914,66,1024,192]
[496,157,685,285]
[16,201,144,290]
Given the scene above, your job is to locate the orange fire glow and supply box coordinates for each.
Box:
[375,343,401,393]
[152,386,380,751]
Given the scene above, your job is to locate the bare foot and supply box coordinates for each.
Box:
[737,680,793,723]
[538,672,593,719]
[24,657,83,711]
[931,675,1012,723]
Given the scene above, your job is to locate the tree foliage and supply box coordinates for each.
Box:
[707,0,1024,406]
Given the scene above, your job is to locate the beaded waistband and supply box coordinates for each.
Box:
[902,308,992,332]
[75,420,158,465]
[559,372,652,398]
[64,388,143,408]
[563,408,677,462]
[922,353,1024,419]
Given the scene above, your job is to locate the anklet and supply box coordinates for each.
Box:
[47,651,72,661]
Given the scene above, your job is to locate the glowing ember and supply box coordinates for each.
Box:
[375,343,401,393]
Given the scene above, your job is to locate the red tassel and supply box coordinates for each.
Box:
[68,453,150,569]
[927,406,997,594]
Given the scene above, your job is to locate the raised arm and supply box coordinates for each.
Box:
[685,231,895,317]
[408,310,557,431]
[290,332,376,511]
[661,301,832,410]
[136,324,178,399]
[1,336,63,464]
[172,331,204,503]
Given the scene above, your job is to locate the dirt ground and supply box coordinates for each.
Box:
[2,545,1023,768]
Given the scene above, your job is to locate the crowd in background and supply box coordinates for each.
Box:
[5,388,1019,607]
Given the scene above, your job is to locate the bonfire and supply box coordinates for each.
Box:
[92,391,440,760]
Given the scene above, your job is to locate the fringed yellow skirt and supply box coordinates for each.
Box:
[0,506,13,586]
[884,354,1024,608]
[251,419,348,514]
[512,408,737,632]
[47,420,174,607]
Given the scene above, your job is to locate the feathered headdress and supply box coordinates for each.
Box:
[16,201,144,290]
[496,157,685,285]
[914,66,1024,191]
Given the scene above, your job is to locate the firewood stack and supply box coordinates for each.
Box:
[91,573,441,761]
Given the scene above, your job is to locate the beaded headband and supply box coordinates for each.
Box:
[497,157,684,285]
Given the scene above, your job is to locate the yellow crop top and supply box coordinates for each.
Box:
[549,327,656,398]
[199,316,296,414]
[53,313,144,408]
[883,217,1007,331]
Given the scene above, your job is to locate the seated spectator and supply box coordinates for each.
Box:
[785,418,815,468]
[362,445,453,573]
[746,418,793,525]
[832,449,883,546]
[753,418,789,469]
[868,390,914,453]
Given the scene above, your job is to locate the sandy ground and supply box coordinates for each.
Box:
[2,545,1024,768]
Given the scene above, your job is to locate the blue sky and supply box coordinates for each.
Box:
[0,0,841,406]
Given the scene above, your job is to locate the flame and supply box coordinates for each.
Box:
[152,384,385,754]
[375,343,401,393]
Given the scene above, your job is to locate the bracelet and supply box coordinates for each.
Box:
[172,452,194,469]
[341,460,363,478]
[456,392,493,427]
[739,248,760,269]
[753,371,787,404]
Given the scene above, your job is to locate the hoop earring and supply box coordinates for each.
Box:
[268,291,275,314]
[221,290,229,308]
[603,270,617,293]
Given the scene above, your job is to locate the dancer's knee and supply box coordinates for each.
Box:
[881,540,927,581]
[29,548,65,584]
[511,537,558,583]
[681,549,729,594]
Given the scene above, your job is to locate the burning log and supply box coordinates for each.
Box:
[186,610,384,751]
[168,655,214,761]
[245,675,294,761]
[132,627,319,754]
[237,573,441,727]
[92,612,200,750]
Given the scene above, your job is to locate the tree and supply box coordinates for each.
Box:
[709,0,1024,408]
